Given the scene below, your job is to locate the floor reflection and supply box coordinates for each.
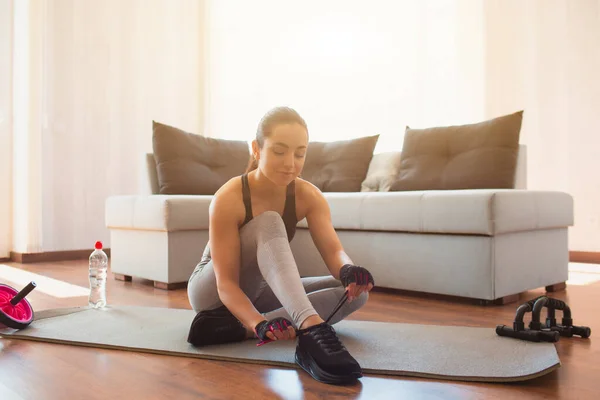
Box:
[0,264,89,298]
[265,369,305,400]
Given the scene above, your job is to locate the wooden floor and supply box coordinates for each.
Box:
[0,260,598,400]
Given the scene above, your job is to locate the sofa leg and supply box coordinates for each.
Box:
[114,274,132,282]
[495,294,520,305]
[153,281,187,290]
[480,293,520,306]
[545,282,567,292]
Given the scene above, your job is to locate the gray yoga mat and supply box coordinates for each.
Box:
[0,305,560,383]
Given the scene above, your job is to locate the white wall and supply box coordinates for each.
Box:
[0,0,13,258]
[204,0,487,152]
[484,0,600,251]
[11,0,205,252]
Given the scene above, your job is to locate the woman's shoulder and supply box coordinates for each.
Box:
[210,175,246,220]
[215,174,244,197]
[295,177,326,207]
[295,177,318,194]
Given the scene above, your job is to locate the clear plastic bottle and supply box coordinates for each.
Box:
[88,241,108,308]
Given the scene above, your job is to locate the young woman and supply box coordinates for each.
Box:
[186,106,375,385]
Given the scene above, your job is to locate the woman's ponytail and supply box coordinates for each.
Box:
[245,155,258,173]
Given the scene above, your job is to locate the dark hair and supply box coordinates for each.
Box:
[245,106,308,173]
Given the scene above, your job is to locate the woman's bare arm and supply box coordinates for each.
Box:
[209,188,266,331]
[304,185,354,279]
[303,182,373,301]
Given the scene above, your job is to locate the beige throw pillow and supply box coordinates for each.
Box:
[152,121,250,195]
[301,135,379,192]
[390,111,523,191]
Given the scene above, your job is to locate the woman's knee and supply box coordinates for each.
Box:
[255,210,285,226]
[325,287,368,325]
[187,264,221,313]
[335,285,369,311]
[188,291,222,313]
[252,211,287,240]
[334,283,369,308]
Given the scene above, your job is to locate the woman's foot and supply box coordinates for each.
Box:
[295,322,362,385]
[299,314,325,331]
[187,305,248,347]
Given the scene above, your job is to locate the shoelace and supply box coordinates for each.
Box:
[304,323,346,353]
[256,290,349,346]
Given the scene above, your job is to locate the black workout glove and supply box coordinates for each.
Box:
[254,317,294,341]
[339,264,375,288]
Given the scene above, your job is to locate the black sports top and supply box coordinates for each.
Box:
[196,174,298,268]
[240,173,298,242]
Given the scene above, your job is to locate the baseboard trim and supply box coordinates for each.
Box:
[10,249,111,264]
[569,251,600,264]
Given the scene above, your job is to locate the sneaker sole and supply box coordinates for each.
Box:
[294,347,363,385]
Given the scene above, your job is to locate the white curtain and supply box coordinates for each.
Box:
[0,0,13,258]
[10,0,205,253]
[11,0,45,254]
[39,0,204,251]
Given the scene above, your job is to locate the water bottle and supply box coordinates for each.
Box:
[88,241,108,308]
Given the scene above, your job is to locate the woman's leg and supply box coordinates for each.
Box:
[253,275,368,326]
[187,211,320,329]
[187,211,363,383]
[239,211,320,329]
[187,260,221,313]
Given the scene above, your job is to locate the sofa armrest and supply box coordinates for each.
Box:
[106,195,213,232]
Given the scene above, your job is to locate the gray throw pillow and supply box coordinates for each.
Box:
[301,135,379,192]
[360,151,403,192]
[390,111,523,191]
[152,121,250,195]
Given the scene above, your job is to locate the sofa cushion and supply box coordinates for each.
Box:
[361,151,403,192]
[106,190,573,235]
[390,111,523,191]
[152,121,250,195]
[106,195,212,231]
[301,135,379,192]
[296,189,573,235]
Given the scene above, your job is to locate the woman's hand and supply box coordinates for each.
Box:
[339,264,375,301]
[255,317,296,342]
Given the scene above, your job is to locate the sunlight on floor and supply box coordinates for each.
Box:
[266,369,304,400]
[567,262,600,286]
[0,264,89,298]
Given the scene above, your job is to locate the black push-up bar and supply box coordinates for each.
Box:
[496,295,591,342]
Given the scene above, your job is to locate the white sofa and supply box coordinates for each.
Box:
[105,145,574,303]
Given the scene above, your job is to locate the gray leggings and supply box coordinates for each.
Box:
[187,211,368,329]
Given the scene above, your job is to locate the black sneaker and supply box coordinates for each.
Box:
[187,305,247,347]
[295,322,363,385]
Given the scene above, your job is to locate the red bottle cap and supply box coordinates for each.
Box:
[95,241,103,250]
